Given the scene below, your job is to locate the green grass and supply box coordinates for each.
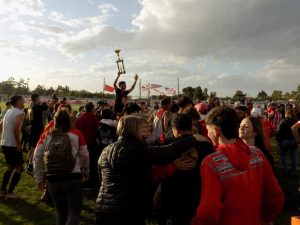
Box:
[0,134,299,224]
[0,149,97,225]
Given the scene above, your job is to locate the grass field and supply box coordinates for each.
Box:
[0,100,299,225]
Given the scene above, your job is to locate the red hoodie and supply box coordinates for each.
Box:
[191,139,284,225]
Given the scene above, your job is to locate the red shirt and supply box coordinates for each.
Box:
[191,139,284,225]
[75,112,99,145]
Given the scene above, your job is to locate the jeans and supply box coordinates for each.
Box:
[279,140,298,175]
[87,144,101,186]
[48,178,83,225]
[95,212,145,225]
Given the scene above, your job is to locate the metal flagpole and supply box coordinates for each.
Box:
[139,78,141,100]
[103,77,105,93]
[177,77,180,96]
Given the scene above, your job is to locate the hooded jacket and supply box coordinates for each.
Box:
[191,139,284,225]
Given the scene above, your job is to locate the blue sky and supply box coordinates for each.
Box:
[0,0,299,97]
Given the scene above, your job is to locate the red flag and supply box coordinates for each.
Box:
[104,84,114,92]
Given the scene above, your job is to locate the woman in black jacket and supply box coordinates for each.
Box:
[95,115,206,225]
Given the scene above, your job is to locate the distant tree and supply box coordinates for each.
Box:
[0,77,16,94]
[33,85,46,95]
[295,93,300,101]
[271,90,283,101]
[203,88,209,100]
[232,90,247,103]
[182,86,195,98]
[257,90,268,100]
[193,86,204,100]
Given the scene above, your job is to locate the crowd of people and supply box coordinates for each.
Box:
[0,74,300,225]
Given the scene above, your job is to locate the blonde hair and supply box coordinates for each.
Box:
[116,115,147,140]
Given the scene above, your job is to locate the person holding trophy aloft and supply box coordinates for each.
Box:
[113,49,139,118]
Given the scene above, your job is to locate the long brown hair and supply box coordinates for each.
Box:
[51,109,72,134]
[247,116,266,150]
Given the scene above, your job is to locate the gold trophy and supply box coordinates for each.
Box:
[115,48,126,74]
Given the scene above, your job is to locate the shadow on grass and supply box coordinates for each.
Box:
[0,209,24,225]
[0,197,54,224]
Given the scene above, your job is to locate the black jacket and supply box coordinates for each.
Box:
[276,117,297,142]
[95,135,197,215]
[161,138,214,221]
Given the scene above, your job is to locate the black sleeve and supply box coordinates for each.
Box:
[41,104,48,111]
[145,136,197,165]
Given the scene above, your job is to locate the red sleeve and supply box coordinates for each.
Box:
[37,120,54,145]
[151,163,177,183]
[261,154,285,222]
[191,157,223,225]
[70,128,86,146]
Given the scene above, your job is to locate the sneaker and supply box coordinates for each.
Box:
[0,191,6,198]
[5,192,18,200]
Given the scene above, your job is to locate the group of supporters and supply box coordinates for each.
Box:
[0,76,299,225]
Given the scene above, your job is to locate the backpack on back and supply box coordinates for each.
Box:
[44,132,76,174]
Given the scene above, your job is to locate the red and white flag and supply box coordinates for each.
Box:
[166,87,176,95]
[104,84,114,92]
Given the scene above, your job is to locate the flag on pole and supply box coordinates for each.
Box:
[166,87,176,95]
[104,84,115,92]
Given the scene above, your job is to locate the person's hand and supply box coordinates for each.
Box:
[82,168,89,182]
[16,144,22,152]
[36,182,44,192]
[134,74,139,81]
[193,134,210,142]
[175,156,197,171]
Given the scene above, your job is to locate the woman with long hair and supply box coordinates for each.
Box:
[239,116,274,169]
[33,109,89,225]
[95,115,207,225]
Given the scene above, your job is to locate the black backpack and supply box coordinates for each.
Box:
[44,132,76,174]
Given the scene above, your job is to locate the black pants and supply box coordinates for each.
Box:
[87,144,101,186]
[48,178,82,225]
[95,212,145,225]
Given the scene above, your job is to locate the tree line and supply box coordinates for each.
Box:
[0,77,114,99]
[0,77,299,102]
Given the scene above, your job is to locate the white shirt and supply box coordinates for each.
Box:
[1,107,24,147]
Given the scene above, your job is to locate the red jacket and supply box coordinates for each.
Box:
[191,139,284,225]
[75,112,99,145]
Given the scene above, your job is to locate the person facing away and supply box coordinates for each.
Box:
[33,109,89,225]
[75,102,100,189]
[191,106,284,225]
[147,97,172,145]
[0,95,25,199]
[113,72,139,117]
[26,94,55,174]
[276,108,298,177]
[160,113,214,225]
[95,115,207,225]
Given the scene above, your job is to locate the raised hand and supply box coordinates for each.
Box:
[134,74,139,81]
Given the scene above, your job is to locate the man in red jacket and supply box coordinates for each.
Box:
[75,102,100,189]
[191,106,284,225]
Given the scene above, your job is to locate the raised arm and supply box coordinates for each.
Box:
[113,72,121,90]
[127,74,139,93]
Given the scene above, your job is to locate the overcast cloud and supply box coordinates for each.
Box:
[0,0,299,97]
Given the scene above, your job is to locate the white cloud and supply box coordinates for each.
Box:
[0,0,45,21]
[98,3,118,15]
